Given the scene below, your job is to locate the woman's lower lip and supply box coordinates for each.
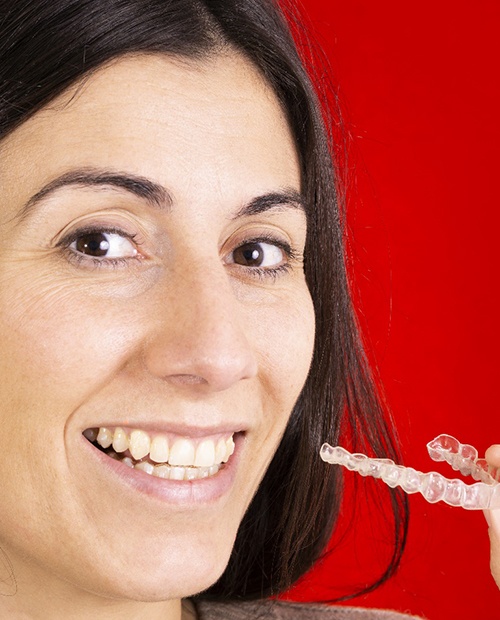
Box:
[82,434,241,506]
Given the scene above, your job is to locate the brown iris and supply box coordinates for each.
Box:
[233,242,265,267]
[75,233,110,257]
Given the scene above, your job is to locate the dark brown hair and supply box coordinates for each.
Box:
[0,0,408,600]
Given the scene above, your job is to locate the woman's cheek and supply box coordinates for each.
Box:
[252,286,315,401]
[0,272,146,411]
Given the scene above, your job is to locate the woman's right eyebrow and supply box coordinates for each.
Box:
[16,167,173,222]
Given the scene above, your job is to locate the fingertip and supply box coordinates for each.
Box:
[485,444,500,467]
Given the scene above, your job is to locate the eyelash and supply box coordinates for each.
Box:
[57,227,298,280]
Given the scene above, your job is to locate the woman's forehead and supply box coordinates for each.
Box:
[0,52,301,219]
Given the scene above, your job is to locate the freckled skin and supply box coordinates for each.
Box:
[0,53,315,618]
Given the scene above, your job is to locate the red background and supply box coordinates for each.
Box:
[285,1,500,618]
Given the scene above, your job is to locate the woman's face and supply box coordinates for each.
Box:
[0,53,314,603]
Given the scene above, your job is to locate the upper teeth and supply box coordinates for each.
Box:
[92,427,235,468]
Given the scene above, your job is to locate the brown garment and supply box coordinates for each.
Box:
[194,600,423,619]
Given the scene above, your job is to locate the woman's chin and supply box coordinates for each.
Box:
[118,563,225,603]
[76,539,231,603]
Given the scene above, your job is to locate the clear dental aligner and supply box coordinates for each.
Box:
[320,434,500,510]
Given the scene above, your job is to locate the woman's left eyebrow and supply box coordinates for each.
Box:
[232,189,305,219]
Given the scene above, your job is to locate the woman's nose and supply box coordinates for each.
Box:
[142,267,258,392]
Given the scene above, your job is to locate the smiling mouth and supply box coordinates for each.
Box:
[83,427,236,481]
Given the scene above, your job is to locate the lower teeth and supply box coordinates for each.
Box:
[135,460,220,480]
[106,448,221,480]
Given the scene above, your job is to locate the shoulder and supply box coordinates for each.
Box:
[194,600,423,620]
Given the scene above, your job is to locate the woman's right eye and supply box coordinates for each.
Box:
[68,231,138,259]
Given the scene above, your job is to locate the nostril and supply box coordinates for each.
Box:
[167,374,207,386]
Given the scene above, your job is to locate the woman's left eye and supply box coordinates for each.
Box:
[69,231,138,259]
[230,241,285,268]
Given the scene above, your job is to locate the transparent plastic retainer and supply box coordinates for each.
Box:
[320,434,500,510]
